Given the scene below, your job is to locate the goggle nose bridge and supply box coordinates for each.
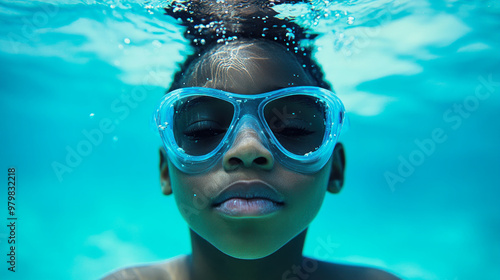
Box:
[226,110,272,151]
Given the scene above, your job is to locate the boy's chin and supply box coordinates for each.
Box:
[218,246,279,260]
[210,236,287,260]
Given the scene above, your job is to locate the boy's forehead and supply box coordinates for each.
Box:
[182,42,315,94]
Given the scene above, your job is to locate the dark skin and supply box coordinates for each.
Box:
[103,40,400,280]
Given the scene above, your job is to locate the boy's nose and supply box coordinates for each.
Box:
[222,118,274,171]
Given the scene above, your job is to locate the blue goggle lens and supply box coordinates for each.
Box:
[174,96,234,156]
[263,95,326,155]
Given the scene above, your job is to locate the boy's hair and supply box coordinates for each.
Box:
[165,0,331,91]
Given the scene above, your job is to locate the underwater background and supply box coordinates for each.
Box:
[1,0,499,279]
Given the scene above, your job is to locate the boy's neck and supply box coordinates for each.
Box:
[187,228,307,280]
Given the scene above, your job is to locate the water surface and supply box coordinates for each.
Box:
[1,0,499,279]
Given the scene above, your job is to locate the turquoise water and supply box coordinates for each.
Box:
[1,0,499,279]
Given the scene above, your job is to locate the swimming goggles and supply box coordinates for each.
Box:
[152,86,347,174]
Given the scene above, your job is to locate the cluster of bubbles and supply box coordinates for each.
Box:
[164,0,316,48]
[161,0,366,65]
[158,121,169,131]
[273,0,356,32]
[160,0,368,89]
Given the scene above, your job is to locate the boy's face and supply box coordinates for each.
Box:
[160,42,344,259]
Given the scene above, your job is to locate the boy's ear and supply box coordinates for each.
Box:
[327,143,346,194]
[159,148,172,195]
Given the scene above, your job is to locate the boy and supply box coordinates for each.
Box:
[103,38,400,280]
[103,1,400,279]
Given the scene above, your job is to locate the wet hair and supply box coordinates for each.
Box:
[165,0,331,91]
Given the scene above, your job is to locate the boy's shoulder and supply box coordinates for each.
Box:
[311,257,401,280]
[101,254,189,280]
[101,255,400,280]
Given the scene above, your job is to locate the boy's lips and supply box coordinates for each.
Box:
[211,180,284,216]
